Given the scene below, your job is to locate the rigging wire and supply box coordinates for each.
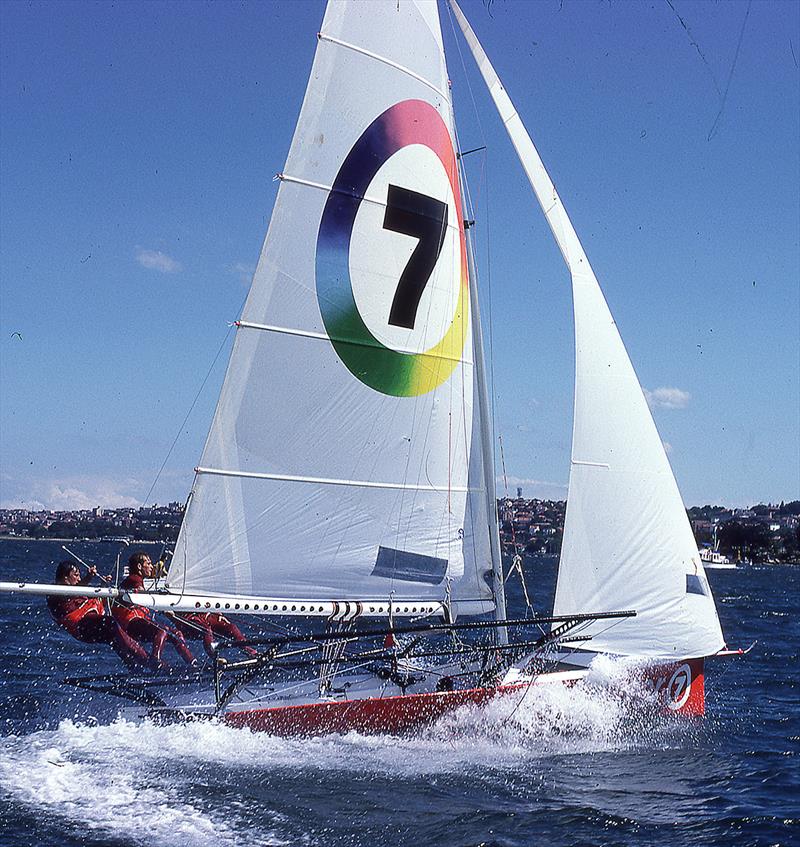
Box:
[140,321,236,508]
[446,0,506,546]
[706,0,752,141]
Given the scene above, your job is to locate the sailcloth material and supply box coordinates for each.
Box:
[167,0,495,615]
[450,0,724,657]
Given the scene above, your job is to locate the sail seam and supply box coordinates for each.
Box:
[318,33,448,99]
[195,466,471,492]
[572,460,610,468]
[236,320,474,365]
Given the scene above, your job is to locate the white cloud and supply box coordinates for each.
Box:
[135,247,182,274]
[1,477,141,511]
[644,386,691,410]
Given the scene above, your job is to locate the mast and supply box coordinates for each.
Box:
[464,219,507,641]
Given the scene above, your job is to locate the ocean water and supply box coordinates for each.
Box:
[0,540,797,847]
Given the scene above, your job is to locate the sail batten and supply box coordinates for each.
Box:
[279,172,467,232]
[236,320,474,364]
[195,466,470,492]
[318,33,449,99]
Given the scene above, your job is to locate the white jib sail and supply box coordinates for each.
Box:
[450,0,725,657]
[166,0,495,617]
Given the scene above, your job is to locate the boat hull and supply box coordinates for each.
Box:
[218,658,705,736]
[222,682,526,736]
[640,657,705,717]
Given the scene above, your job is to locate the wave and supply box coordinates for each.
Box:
[0,719,293,847]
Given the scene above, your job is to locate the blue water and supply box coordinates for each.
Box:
[0,540,797,847]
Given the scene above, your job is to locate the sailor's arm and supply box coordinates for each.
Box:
[79,566,112,585]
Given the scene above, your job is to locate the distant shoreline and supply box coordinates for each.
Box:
[1,535,795,566]
[0,536,162,544]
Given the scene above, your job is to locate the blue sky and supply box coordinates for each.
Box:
[1,0,797,512]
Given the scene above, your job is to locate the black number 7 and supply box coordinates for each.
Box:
[383,184,448,330]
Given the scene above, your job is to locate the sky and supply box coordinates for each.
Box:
[1,0,798,512]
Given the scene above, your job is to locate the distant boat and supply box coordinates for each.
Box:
[700,525,737,569]
[699,547,736,569]
[1,0,740,734]
[99,536,131,544]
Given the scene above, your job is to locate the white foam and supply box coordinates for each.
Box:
[0,722,291,847]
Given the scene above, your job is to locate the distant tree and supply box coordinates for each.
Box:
[718,520,770,560]
[688,505,729,521]
[778,527,800,562]
[692,524,714,547]
[47,521,73,537]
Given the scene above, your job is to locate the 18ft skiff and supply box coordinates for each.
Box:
[1,0,739,733]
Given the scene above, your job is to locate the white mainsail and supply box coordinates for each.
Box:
[166,0,495,617]
[450,0,725,658]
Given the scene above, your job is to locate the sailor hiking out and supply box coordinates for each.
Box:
[113,552,197,670]
[47,560,149,667]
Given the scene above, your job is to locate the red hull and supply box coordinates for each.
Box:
[223,683,528,736]
[221,658,705,736]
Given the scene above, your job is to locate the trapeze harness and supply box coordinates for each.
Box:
[113,574,152,626]
[112,599,150,627]
[52,596,105,640]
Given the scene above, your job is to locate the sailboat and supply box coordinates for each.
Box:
[0,0,737,734]
[699,525,736,569]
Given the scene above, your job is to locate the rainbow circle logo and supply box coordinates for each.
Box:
[315,99,469,397]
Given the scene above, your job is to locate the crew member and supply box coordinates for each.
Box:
[47,560,149,667]
[113,552,197,669]
[168,611,258,659]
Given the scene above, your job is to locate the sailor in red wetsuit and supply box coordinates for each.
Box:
[47,560,149,667]
[168,611,258,659]
[113,552,197,669]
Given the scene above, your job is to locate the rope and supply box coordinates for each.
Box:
[318,619,356,695]
[446,0,502,484]
[140,323,234,507]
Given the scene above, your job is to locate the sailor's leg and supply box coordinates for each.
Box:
[202,628,216,659]
[212,617,258,657]
[164,627,197,665]
[111,622,149,664]
[151,628,167,664]
[126,619,161,662]
[83,617,149,667]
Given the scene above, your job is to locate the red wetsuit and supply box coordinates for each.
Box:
[173,612,257,658]
[114,574,196,666]
[47,594,148,666]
